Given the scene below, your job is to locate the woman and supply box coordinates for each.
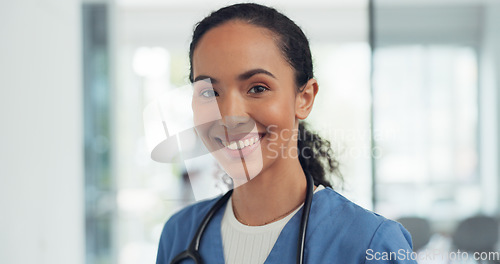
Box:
[157,3,416,264]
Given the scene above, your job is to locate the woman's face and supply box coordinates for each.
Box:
[192,21,301,187]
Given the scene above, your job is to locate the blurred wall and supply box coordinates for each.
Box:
[374,0,500,218]
[0,0,84,263]
[480,1,500,214]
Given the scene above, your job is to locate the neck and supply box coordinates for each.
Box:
[230,158,308,226]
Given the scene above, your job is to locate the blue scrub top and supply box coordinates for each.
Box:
[156,187,418,263]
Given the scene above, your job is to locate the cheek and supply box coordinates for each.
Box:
[193,109,216,143]
[258,96,296,142]
[192,99,222,128]
[193,121,211,147]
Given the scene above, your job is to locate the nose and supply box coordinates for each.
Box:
[217,91,250,129]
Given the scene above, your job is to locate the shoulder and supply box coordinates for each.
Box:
[165,197,219,231]
[312,187,389,231]
[156,196,221,264]
[306,188,416,263]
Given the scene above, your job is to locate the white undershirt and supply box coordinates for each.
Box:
[221,185,325,264]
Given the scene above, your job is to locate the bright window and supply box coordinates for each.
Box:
[373,45,479,221]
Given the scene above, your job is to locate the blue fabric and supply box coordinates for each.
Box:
[156,187,417,264]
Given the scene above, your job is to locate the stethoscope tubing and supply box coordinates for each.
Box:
[297,170,314,264]
[170,190,233,264]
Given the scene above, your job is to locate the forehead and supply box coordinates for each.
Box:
[192,21,291,78]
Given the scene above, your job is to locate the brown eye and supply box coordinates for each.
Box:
[248,85,269,94]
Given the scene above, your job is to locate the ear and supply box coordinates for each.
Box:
[295,78,319,120]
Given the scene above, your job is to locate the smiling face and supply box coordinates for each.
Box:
[191,21,304,187]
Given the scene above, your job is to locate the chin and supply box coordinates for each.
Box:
[226,162,265,188]
[210,139,265,188]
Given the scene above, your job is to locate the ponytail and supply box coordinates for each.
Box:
[298,121,342,189]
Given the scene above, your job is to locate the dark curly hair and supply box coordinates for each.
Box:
[189,3,342,188]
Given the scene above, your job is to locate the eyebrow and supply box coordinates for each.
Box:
[193,75,218,84]
[237,68,276,81]
[193,68,276,84]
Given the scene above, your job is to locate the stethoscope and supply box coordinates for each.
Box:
[170,170,315,264]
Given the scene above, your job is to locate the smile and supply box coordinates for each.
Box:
[220,134,264,150]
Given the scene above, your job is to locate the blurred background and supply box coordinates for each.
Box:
[1,0,499,263]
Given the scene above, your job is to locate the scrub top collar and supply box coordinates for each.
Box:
[198,186,329,264]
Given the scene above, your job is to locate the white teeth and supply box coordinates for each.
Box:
[222,135,262,150]
[229,141,238,150]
